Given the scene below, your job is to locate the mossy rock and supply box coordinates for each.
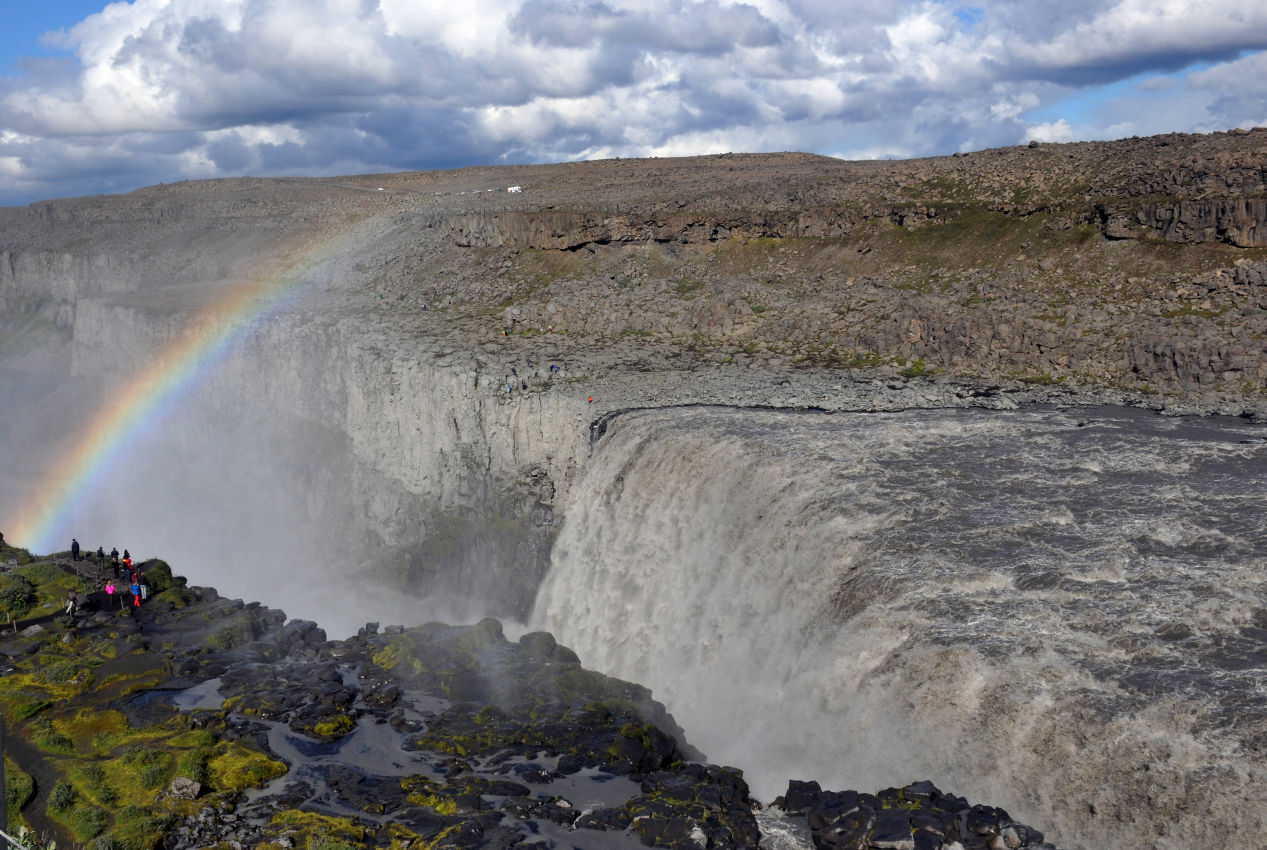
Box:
[306,712,357,740]
[206,614,261,649]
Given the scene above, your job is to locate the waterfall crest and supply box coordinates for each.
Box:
[532,406,1267,850]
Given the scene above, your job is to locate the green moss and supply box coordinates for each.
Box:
[269,810,367,849]
[404,788,460,817]
[672,278,704,296]
[48,780,77,812]
[0,572,37,617]
[122,745,174,790]
[109,804,176,850]
[310,713,356,739]
[72,763,119,808]
[31,716,76,754]
[12,695,52,720]
[152,586,196,609]
[206,615,257,649]
[207,743,288,792]
[59,801,109,842]
[5,756,36,825]
[899,358,928,378]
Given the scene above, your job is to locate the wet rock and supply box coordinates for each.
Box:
[793,781,1058,850]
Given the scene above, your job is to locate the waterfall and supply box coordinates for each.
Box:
[531,405,1267,850]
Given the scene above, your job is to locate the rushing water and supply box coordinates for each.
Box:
[530,405,1267,850]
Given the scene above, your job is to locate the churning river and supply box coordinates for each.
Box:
[531,405,1267,850]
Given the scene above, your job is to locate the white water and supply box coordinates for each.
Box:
[531,405,1267,850]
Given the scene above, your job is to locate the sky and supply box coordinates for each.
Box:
[0,0,1265,206]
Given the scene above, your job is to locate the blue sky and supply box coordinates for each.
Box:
[0,0,105,69]
[0,0,1264,206]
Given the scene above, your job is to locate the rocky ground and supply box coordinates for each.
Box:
[0,549,1058,850]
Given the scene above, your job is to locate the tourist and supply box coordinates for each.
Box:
[130,581,141,606]
[71,538,80,561]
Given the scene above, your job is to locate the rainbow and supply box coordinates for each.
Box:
[10,215,380,554]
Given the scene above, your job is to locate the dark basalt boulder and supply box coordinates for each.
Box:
[778,779,1059,850]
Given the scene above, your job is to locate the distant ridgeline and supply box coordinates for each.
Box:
[0,548,1059,850]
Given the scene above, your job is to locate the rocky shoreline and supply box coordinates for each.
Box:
[0,551,1060,850]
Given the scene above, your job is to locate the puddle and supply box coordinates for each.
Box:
[402,690,451,715]
[501,813,649,850]
[173,677,224,710]
[532,767,641,810]
[241,715,445,818]
[266,716,436,778]
[488,757,641,810]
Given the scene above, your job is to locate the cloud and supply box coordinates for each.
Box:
[0,0,1264,205]
[1024,118,1077,143]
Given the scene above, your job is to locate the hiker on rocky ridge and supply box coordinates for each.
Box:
[71,538,80,561]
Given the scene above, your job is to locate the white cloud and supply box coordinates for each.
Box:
[1024,118,1077,143]
[991,93,1040,121]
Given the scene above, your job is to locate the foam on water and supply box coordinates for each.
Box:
[530,406,1267,850]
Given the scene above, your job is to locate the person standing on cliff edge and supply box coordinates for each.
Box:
[71,538,80,561]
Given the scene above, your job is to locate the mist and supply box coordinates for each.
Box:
[0,296,516,639]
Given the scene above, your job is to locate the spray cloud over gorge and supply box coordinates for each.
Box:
[4,141,1267,849]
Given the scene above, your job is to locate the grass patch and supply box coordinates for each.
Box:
[0,572,37,618]
[206,743,288,792]
[1020,372,1067,386]
[58,708,129,753]
[30,717,76,754]
[109,804,176,850]
[899,358,928,378]
[269,810,367,850]
[672,278,704,296]
[5,756,35,826]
